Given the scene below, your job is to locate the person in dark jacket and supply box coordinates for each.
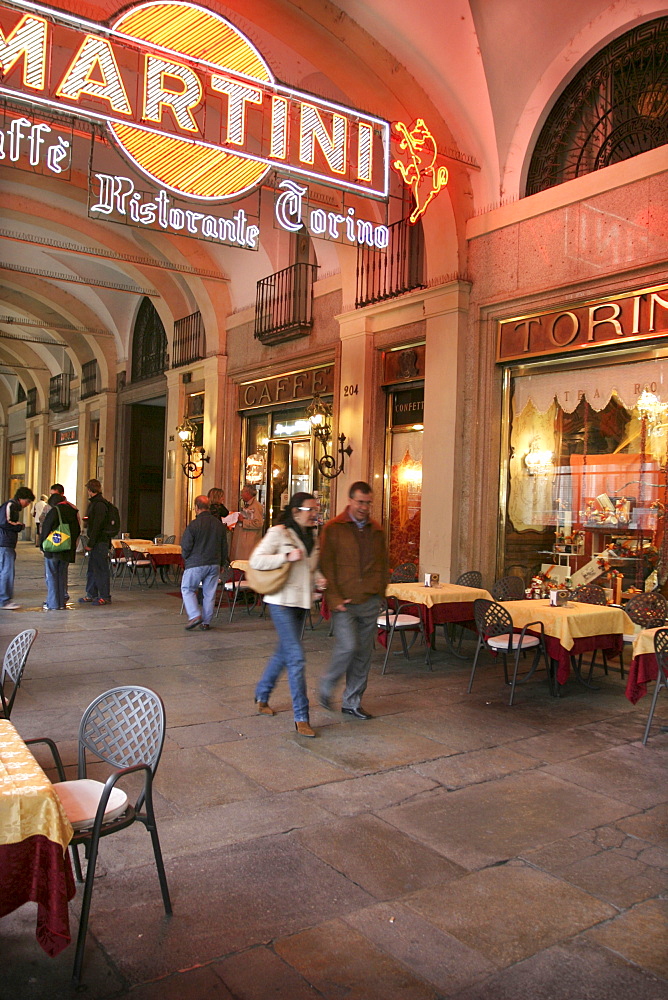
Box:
[40,492,81,610]
[180,495,228,631]
[79,478,112,606]
[0,485,36,610]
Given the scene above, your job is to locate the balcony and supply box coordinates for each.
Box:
[80,360,100,400]
[356,216,425,308]
[172,311,205,368]
[255,262,317,345]
[26,387,37,418]
[49,373,71,412]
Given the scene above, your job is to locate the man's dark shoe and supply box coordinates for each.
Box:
[342,707,373,720]
[199,623,211,631]
[318,694,333,711]
[185,618,202,630]
[78,596,94,603]
[92,598,111,606]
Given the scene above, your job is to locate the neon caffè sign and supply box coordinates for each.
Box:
[0,0,391,248]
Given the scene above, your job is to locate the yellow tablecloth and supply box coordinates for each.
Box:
[501,600,635,652]
[632,627,662,659]
[385,582,493,606]
[0,720,73,853]
[112,540,181,555]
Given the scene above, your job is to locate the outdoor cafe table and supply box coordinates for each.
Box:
[111,539,184,576]
[500,599,635,686]
[0,719,75,957]
[626,627,662,704]
[385,582,494,648]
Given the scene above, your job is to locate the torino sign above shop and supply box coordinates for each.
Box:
[0,0,390,248]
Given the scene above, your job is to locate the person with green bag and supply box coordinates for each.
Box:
[40,491,81,610]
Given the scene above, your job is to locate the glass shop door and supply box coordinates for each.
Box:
[267,438,311,527]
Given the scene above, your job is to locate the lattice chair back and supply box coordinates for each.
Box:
[163,535,176,544]
[474,599,513,642]
[77,685,165,780]
[490,575,525,601]
[625,591,668,629]
[389,562,419,583]
[0,628,37,718]
[643,627,668,744]
[572,583,608,605]
[456,570,483,589]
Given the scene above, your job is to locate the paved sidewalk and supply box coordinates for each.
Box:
[2,543,667,999]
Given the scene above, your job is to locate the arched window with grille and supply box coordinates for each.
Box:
[526,17,668,196]
[131,297,168,382]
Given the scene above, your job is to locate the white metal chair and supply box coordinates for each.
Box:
[469,598,552,705]
[26,686,172,985]
[120,541,156,589]
[0,628,37,719]
[377,598,431,674]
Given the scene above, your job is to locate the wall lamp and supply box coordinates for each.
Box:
[176,417,209,480]
[306,392,353,479]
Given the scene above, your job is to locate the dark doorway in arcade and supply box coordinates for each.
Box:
[126,400,165,538]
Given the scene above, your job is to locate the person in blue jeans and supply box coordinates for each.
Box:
[250,493,325,738]
[180,494,228,631]
[40,491,81,610]
[0,486,36,610]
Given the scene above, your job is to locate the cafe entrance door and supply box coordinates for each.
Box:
[267,438,311,527]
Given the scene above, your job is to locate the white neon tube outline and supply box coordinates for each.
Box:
[1,0,391,197]
[0,86,388,199]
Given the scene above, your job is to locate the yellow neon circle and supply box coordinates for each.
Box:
[110,1,272,200]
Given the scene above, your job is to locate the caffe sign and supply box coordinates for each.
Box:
[239,364,334,410]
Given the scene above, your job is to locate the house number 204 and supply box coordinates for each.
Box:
[343,384,359,396]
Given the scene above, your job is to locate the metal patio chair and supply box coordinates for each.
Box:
[120,541,156,589]
[377,598,431,674]
[0,628,37,719]
[572,583,623,680]
[389,562,419,583]
[440,570,484,653]
[490,575,525,601]
[468,598,552,705]
[643,627,668,744]
[26,686,172,985]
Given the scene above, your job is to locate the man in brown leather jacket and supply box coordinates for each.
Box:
[318,481,388,719]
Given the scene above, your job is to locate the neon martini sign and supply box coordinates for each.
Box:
[0,0,390,217]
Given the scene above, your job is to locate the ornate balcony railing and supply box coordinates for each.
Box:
[255,263,317,345]
[172,310,205,367]
[80,359,100,399]
[49,373,71,412]
[356,216,425,308]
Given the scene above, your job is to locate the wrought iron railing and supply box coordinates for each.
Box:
[172,310,205,367]
[49,373,71,412]
[356,217,425,308]
[255,263,317,345]
[26,387,37,417]
[80,359,100,399]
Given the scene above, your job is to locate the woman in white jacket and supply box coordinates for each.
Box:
[250,492,325,737]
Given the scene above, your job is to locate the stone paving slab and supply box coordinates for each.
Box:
[404,861,615,967]
[381,770,636,869]
[584,898,668,979]
[544,741,668,809]
[275,917,441,1000]
[301,768,437,816]
[297,813,466,898]
[343,900,497,995]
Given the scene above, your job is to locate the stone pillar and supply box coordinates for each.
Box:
[335,315,374,512]
[96,390,118,502]
[420,280,471,582]
[164,368,185,540]
[202,353,229,494]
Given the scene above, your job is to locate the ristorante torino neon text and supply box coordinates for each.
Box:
[0,0,390,200]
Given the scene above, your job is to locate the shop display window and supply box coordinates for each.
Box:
[504,359,668,593]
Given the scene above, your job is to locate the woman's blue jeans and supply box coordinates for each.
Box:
[255,603,309,721]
